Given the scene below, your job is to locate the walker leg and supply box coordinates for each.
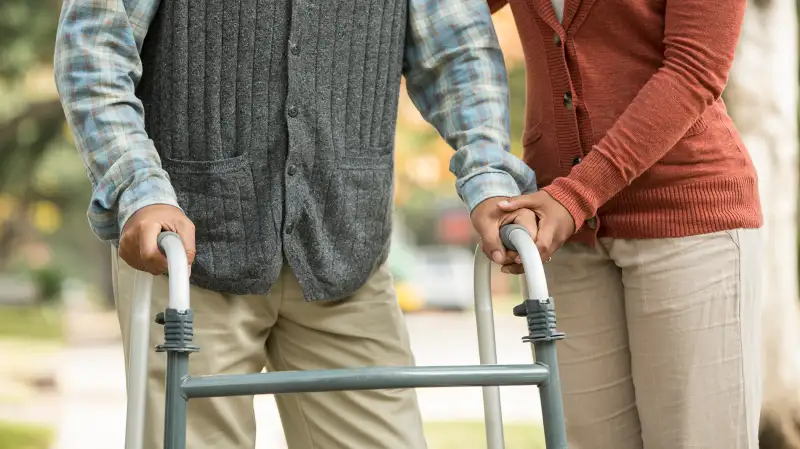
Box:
[156,308,200,449]
[534,340,567,449]
[514,299,568,448]
[164,352,189,449]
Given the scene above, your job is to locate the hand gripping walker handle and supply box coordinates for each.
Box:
[125,231,191,449]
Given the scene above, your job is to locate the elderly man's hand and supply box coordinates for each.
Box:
[470,197,539,273]
[119,204,196,275]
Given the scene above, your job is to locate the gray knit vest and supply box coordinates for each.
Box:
[135,0,408,300]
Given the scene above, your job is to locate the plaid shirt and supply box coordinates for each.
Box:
[54,0,537,241]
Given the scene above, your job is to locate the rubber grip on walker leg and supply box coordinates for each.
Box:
[500,224,530,251]
[516,299,565,343]
[157,231,182,253]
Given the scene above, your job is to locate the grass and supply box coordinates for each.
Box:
[0,421,53,449]
[425,421,545,449]
[0,306,62,341]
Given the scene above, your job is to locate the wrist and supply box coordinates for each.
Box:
[541,181,592,233]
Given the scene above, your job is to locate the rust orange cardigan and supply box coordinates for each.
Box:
[489,0,762,243]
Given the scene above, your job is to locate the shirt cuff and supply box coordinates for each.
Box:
[458,171,525,213]
[116,175,182,236]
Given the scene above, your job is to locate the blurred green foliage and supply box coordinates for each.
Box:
[0,306,63,341]
[31,266,63,304]
[0,0,58,83]
[0,0,111,302]
[0,421,52,449]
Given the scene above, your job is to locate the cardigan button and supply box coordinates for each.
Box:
[587,217,597,230]
[554,33,562,46]
[563,91,573,110]
[572,157,582,166]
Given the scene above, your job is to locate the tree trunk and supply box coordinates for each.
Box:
[725,0,800,447]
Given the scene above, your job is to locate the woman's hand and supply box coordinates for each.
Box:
[498,191,575,264]
[471,197,539,269]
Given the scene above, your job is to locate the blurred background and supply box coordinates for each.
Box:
[0,1,798,449]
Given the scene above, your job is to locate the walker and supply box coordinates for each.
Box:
[123,224,568,448]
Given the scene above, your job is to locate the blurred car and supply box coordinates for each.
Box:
[394,279,425,313]
[411,245,475,311]
[388,216,476,312]
[389,243,476,312]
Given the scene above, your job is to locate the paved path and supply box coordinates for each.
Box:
[43,310,541,449]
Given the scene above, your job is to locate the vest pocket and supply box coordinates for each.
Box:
[161,154,267,286]
[326,153,394,281]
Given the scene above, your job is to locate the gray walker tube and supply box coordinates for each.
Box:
[124,225,568,449]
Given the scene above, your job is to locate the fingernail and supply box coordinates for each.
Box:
[491,251,504,264]
[499,201,509,207]
[515,256,521,264]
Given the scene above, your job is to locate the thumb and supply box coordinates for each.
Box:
[534,218,555,262]
[511,211,539,243]
[478,225,507,265]
[498,193,539,212]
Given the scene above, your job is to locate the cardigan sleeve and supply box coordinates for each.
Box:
[487,0,508,13]
[542,0,746,229]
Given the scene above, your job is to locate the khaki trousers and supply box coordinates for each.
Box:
[544,229,762,449]
[112,251,427,449]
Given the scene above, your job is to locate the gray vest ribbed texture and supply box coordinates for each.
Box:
[135,0,408,300]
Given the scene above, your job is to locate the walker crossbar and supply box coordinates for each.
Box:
[181,364,551,398]
[124,225,568,449]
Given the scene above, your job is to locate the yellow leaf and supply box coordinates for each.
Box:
[30,201,62,235]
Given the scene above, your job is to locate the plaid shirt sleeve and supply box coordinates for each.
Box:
[54,0,180,242]
[404,0,537,212]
